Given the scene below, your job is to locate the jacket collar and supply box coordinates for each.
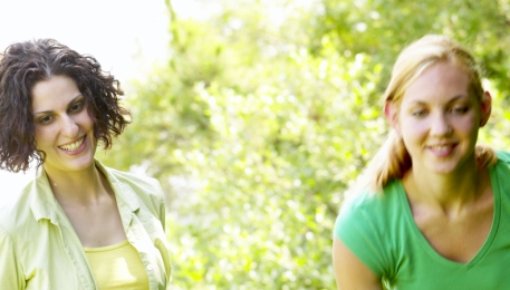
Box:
[29,161,141,224]
[29,168,60,224]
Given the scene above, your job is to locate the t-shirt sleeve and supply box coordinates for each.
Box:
[334,195,392,277]
[0,226,24,289]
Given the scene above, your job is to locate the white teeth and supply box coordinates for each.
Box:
[59,137,84,152]
[432,145,450,150]
[428,144,454,157]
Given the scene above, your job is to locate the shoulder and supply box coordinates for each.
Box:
[335,181,403,242]
[108,167,162,193]
[339,181,402,219]
[496,151,510,165]
[492,151,510,178]
[99,163,166,215]
[0,177,37,236]
[100,163,164,199]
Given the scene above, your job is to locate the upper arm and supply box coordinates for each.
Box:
[146,179,172,285]
[152,180,166,228]
[332,238,381,290]
[0,227,24,289]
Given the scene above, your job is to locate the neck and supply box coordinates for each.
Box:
[44,163,110,205]
[404,160,487,213]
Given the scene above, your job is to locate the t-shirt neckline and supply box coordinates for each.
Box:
[395,163,501,267]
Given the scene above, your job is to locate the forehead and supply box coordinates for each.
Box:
[402,62,471,105]
[31,75,81,113]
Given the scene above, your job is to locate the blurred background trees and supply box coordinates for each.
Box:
[98,0,510,288]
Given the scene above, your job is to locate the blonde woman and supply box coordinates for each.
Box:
[333,35,508,289]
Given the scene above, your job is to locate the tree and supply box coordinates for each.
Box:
[99,0,510,288]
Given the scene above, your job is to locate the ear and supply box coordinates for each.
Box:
[479,91,492,127]
[384,100,400,133]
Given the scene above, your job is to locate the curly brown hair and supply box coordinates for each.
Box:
[0,39,130,172]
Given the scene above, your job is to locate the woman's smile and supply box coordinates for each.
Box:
[426,142,458,158]
[58,135,87,154]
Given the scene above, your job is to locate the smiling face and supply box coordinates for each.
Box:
[387,61,491,175]
[32,75,97,175]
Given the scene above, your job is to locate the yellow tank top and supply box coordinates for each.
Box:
[84,240,149,290]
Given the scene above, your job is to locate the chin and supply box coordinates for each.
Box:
[58,155,96,172]
[427,161,463,175]
[72,156,96,170]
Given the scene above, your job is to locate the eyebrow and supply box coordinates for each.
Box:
[408,95,469,106]
[33,94,84,115]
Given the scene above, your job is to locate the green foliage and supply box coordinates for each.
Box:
[98,0,510,288]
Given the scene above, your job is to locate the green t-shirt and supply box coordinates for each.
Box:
[335,152,510,289]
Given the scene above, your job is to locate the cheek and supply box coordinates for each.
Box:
[78,111,95,128]
[399,118,428,141]
[33,127,52,148]
[454,115,478,136]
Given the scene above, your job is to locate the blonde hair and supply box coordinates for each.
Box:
[348,35,496,196]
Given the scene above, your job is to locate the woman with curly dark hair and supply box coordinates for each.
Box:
[0,39,171,289]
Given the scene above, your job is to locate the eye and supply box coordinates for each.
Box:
[411,109,427,118]
[450,106,469,115]
[69,100,85,113]
[36,114,54,125]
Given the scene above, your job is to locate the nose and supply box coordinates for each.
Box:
[60,114,79,137]
[430,112,452,136]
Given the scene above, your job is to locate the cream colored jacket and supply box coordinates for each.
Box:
[0,162,172,290]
